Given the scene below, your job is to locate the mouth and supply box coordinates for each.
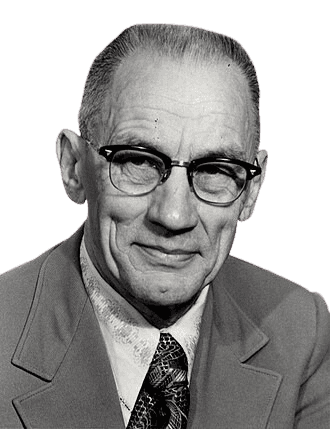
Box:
[134,243,198,267]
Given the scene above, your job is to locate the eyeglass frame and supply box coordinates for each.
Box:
[86,141,262,206]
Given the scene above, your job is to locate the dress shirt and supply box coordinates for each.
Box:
[80,236,209,426]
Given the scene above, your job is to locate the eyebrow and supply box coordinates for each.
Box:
[111,135,246,161]
[196,147,247,161]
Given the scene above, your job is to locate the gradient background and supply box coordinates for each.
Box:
[1,1,329,306]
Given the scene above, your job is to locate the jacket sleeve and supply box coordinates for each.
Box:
[294,293,330,428]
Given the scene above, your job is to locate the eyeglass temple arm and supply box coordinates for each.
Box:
[249,158,261,178]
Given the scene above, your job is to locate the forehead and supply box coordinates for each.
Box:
[100,51,254,159]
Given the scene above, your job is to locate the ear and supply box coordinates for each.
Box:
[239,150,268,222]
[56,129,86,204]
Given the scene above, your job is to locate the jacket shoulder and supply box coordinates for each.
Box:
[219,255,329,330]
[0,226,84,294]
[0,226,84,335]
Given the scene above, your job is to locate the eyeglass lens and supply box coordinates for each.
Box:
[109,149,248,204]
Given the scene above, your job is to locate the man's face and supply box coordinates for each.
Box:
[82,52,258,312]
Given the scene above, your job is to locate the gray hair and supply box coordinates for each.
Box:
[78,24,260,150]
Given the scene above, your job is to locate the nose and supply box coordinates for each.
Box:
[146,166,199,233]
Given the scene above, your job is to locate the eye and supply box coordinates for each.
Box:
[196,163,238,179]
[114,151,163,170]
[192,161,247,197]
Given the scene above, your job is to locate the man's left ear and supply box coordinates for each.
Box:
[239,150,268,222]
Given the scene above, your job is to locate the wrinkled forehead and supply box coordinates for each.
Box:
[98,51,255,157]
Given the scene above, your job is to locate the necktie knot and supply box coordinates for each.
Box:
[147,333,188,392]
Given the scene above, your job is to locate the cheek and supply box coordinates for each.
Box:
[189,218,236,289]
[84,164,141,244]
[202,203,240,244]
[201,204,240,269]
[86,189,150,281]
[99,193,149,254]
[86,162,145,223]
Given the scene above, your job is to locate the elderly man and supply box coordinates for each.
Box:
[0,24,329,428]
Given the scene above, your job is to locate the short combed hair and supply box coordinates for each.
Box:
[79,24,260,150]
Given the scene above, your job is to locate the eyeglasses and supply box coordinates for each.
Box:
[87,142,261,205]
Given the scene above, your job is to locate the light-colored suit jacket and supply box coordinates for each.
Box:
[0,227,329,428]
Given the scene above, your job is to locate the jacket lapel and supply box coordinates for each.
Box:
[188,270,282,429]
[12,228,125,429]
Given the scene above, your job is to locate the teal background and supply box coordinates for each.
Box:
[0,0,330,303]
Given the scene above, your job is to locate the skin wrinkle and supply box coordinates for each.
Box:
[97,52,254,149]
[75,52,267,328]
[105,68,252,161]
[81,42,259,153]
[110,103,244,119]
[107,115,248,162]
[108,131,247,161]
[97,56,254,155]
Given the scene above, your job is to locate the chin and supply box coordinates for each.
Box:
[133,279,202,308]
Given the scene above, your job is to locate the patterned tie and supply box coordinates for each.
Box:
[127,332,190,429]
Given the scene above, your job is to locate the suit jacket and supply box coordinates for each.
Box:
[0,226,329,428]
